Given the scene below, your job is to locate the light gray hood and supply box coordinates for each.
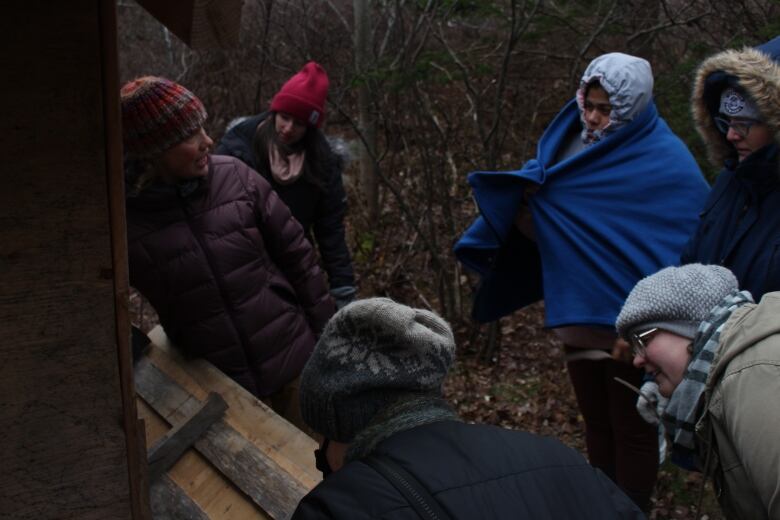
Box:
[576,53,654,135]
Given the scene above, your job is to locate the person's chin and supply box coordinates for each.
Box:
[656,376,674,398]
[193,160,209,177]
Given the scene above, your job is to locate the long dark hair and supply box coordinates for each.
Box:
[252,113,337,191]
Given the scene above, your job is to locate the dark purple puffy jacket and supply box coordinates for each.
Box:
[126,155,335,396]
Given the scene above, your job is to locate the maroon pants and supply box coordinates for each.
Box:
[567,357,658,511]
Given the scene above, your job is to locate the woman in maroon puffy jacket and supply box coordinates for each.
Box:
[121,76,335,427]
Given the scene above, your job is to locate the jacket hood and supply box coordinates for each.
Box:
[692,35,780,168]
[708,293,780,391]
[577,53,654,126]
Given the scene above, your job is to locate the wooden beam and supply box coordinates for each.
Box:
[150,475,210,520]
[135,0,194,45]
[145,331,321,487]
[98,0,150,518]
[135,359,311,519]
[135,0,244,49]
[196,420,309,519]
[136,419,152,518]
[138,398,268,519]
[148,392,228,482]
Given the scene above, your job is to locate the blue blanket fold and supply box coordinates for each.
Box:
[455,99,709,326]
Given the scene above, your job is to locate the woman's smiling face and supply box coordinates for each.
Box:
[632,330,692,397]
[156,127,213,183]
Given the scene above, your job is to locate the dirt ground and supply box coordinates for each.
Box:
[444,302,724,520]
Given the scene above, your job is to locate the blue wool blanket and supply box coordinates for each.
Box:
[455,99,710,326]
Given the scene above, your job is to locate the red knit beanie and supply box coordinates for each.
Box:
[270,62,329,128]
[120,76,207,159]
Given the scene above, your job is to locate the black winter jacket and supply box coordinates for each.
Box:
[681,146,780,299]
[684,36,780,300]
[216,113,355,290]
[292,421,645,519]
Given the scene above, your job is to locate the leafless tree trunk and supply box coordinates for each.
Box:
[353,0,379,221]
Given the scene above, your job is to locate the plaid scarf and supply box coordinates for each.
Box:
[662,290,753,456]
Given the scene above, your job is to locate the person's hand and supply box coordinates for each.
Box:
[636,380,668,425]
[330,286,356,310]
[611,337,632,363]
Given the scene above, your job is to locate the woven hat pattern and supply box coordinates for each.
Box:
[270,62,329,128]
[299,297,455,442]
[121,76,207,159]
[616,264,739,338]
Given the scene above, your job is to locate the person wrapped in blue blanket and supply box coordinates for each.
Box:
[454,53,709,511]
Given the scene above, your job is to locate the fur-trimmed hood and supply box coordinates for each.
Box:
[692,36,780,168]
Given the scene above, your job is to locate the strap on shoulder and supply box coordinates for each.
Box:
[363,454,452,520]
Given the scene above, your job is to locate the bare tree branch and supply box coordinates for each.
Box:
[568,0,620,85]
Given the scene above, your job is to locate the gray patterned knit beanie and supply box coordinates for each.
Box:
[299,297,456,442]
[616,264,739,339]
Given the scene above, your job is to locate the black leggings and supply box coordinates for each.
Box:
[567,357,658,511]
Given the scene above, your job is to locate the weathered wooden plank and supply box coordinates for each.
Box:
[145,329,320,487]
[100,0,149,516]
[135,0,243,49]
[150,475,210,520]
[137,398,267,519]
[196,421,310,519]
[136,419,152,519]
[148,392,228,482]
[136,359,312,519]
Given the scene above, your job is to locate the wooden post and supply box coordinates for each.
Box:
[99,1,151,517]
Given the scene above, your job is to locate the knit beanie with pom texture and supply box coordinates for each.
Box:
[121,76,207,160]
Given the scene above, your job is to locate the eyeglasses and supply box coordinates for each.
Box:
[629,327,658,358]
[713,116,759,138]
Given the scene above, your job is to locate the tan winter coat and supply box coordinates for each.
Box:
[696,292,780,519]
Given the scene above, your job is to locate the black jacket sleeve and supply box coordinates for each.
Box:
[311,142,356,291]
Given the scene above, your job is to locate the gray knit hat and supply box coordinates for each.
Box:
[616,264,739,339]
[299,297,456,442]
[719,87,761,121]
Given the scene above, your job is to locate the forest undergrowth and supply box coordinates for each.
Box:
[119,1,779,516]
